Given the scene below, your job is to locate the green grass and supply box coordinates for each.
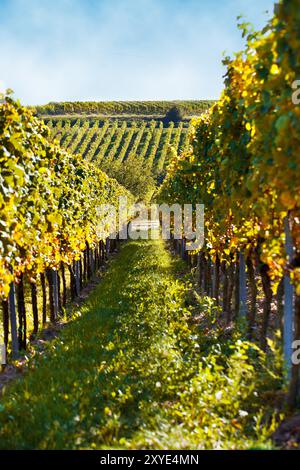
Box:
[0,238,283,449]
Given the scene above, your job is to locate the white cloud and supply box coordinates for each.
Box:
[0,0,275,104]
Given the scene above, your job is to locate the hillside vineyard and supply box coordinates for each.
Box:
[45,118,192,176]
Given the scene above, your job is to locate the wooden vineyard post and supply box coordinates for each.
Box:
[83,248,87,281]
[90,249,93,275]
[234,257,240,318]
[8,280,19,358]
[75,260,80,295]
[227,261,234,323]
[57,271,62,313]
[30,282,39,335]
[2,299,9,353]
[80,256,83,289]
[276,279,284,335]
[92,248,96,272]
[106,238,110,258]
[98,244,101,267]
[61,264,67,307]
[259,264,273,351]
[86,242,91,279]
[204,255,210,296]
[116,233,120,249]
[212,260,216,301]
[246,255,257,339]
[47,268,58,322]
[16,274,26,350]
[1,341,6,368]
[2,299,9,366]
[99,241,103,267]
[222,261,229,321]
[283,215,294,380]
[52,270,59,318]
[40,273,47,324]
[239,251,247,318]
[101,240,105,264]
[68,264,76,299]
[94,247,98,270]
[213,255,220,306]
[206,255,212,297]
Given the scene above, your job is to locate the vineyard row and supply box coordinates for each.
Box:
[0,95,133,360]
[45,118,192,174]
[160,0,300,407]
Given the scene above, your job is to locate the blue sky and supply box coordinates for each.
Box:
[0,0,275,104]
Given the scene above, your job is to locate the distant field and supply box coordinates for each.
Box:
[42,100,213,186]
[33,99,214,117]
[45,117,193,176]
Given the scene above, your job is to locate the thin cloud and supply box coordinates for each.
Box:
[0,0,275,104]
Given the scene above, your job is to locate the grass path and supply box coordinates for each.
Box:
[0,238,189,449]
[0,238,280,449]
